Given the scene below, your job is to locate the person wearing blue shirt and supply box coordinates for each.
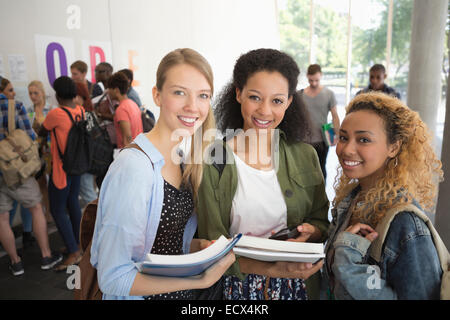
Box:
[90,48,234,300]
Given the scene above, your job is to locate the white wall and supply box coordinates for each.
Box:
[0,0,280,119]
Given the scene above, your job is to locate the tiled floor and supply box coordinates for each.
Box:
[0,224,73,300]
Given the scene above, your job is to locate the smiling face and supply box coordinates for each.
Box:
[236,71,292,133]
[336,110,399,190]
[152,63,211,137]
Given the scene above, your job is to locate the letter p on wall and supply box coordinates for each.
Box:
[90,46,106,82]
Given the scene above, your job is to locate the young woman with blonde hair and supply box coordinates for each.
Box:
[28,80,53,222]
[90,48,235,300]
[324,91,444,299]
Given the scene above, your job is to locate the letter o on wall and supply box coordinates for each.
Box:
[46,42,68,86]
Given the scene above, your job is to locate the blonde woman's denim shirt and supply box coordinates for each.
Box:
[323,187,442,300]
[90,133,197,300]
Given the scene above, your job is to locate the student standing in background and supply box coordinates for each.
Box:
[39,76,84,271]
[107,72,143,148]
[299,64,340,181]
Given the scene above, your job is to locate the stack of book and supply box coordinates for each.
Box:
[136,234,324,277]
[233,235,324,263]
[137,234,241,277]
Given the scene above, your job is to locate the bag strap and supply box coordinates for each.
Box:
[7,99,16,135]
[52,106,84,161]
[121,143,154,169]
[211,136,233,178]
[369,203,450,273]
[59,105,84,123]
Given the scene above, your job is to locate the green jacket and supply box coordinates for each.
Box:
[197,132,330,300]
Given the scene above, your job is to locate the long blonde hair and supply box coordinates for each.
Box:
[155,48,216,202]
[28,80,47,105]
[334,92,443,227]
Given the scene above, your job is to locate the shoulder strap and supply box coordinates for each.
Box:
[370,204,450,274]
[210,136,233,178]
[59,106,75,124]
[52,106,82,161]
[59,106,84,123]
[7,99,16,135]
[211,141,227,177]
[122,143,154,169]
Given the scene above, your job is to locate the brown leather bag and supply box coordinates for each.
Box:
[73,199,102,300]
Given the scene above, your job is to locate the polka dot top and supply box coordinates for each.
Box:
[145,179,195,300]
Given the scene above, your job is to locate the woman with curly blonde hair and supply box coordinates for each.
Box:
[323,91,444,300]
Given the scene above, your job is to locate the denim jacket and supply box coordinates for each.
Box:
[323,187,442,300]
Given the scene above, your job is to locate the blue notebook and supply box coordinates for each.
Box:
[138,234,242,277]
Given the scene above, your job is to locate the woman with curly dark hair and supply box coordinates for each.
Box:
[196,48,329,300]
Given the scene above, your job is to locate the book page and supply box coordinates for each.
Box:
[145,235,230,265]
[233,247,324,263]
[235,235,323,254]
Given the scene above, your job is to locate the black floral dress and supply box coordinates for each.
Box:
[145,180,195,300]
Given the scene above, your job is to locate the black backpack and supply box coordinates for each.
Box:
[85,111,114,176]
[141,108,155,133]
[54,107,92,175]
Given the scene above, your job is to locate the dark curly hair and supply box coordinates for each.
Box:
[108,72,130,95]
[53,76,77,100]
[214,48,311,143]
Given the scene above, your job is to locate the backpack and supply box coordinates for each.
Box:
[93,93,118,146]
[0,99,41,189]
[369,203,450,300]
[54,107,92,176]
[141,108,155,133]
[74,144,151,300]
[85,111,114,177]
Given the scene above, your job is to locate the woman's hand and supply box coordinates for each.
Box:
[345,223,378,242]
[189,239,212,253]
[197,252,236,288]
[287,223,321,243]
[269,259,324,280]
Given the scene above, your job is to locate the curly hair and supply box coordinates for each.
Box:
[333,91,443,227]
[214,48,311,143]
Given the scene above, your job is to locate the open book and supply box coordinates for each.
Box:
[233,235,324,263]
[137,234,241,277]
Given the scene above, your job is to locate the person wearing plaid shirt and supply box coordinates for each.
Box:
[0,93,36,141]
[0,90,62,276]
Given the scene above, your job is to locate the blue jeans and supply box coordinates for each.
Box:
[48,175,81,254]
[79,173,98,209]
[9,201,33,232]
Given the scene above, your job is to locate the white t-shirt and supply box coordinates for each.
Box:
[229,152,287,238]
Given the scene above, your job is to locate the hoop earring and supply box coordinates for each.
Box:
[393,157,398,168]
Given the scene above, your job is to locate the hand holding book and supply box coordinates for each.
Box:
[138,235,241,277]
[287,223,322,243]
